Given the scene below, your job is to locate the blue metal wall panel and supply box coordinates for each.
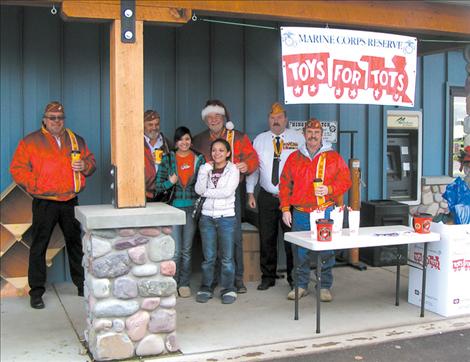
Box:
[176,21,211,136]
[99,27,112,204]
[422,54,446,176]
[1,7,23,191]
[212,22,245,131]
[245,23,279,139]
[22,8,62,134]
[446,51,467,85]
[63,22,103,205]
[144,26,176,138]
[367,105,384,200]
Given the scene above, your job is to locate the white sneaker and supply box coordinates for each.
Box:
[287,287,308,300]
[178,286,191,298]
[320,288,333,302]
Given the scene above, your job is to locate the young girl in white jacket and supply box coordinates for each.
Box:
[195,138,240,304]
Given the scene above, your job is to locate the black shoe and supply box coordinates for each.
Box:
[77,288,84,297]
[235,281,247,294]
[30,296,45,309]
[257,279,275,291]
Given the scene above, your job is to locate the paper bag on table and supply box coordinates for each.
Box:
[348,210,360,236]
[330,206,344,235]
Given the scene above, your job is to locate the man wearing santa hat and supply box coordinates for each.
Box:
[193,99,259,293]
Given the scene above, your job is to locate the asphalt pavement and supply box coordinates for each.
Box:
[272,328,470,362]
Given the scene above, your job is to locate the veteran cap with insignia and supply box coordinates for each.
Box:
[269,102,285,116]
[144,110,160,123]
[304,118,322,131]
[44,101,64,114]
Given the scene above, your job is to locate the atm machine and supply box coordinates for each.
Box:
[386,110,422,205]
[360,110,422,267]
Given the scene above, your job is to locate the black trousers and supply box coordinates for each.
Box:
[257,188,293,284]
[29,197,84,297]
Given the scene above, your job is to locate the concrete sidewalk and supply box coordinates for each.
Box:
[1,266,469,361]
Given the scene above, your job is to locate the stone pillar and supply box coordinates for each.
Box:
[411,176,452,217]
[75,203,185,361]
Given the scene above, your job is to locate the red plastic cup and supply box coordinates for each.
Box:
[413,213,432,234]
[316,218,334,241]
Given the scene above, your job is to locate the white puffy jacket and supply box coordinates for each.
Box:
[195,162,240,218]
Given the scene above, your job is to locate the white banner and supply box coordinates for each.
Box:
[281,27,417,107]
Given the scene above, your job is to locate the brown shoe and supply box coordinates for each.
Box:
[178,286,192,298]
[320,288,333,302]
[287,287,308,300]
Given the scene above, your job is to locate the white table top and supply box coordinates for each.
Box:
[284,225,440,251]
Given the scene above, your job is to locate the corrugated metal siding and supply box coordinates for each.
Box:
[1,6,467,203]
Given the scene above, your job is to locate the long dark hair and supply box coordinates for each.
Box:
[174,126,192,145]
[210,138,232,161]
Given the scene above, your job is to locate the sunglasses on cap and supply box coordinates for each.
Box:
[44,115,65,121]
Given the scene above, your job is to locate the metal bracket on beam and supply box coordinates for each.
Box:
[121,0,136,43]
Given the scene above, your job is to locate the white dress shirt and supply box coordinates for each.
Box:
[246,128,304,195]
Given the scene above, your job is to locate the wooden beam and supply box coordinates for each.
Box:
[11,1,470,35]
[142,0,470,36]
[110,20,145,208]
[61,0,191,24]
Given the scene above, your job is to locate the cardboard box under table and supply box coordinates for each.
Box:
[285,225,439,334]
[408,222,470,317]
[242,222,261,283]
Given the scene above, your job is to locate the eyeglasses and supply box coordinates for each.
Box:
[44,115,65,121]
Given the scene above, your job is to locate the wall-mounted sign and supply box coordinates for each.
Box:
[387,111,420,129]
[281,27,417,107]
[289,120,338,143]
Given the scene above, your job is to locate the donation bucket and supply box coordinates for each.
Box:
[316,218,334,241]
[413,213,432,234]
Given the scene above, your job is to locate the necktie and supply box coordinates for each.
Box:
[272,136,281,186]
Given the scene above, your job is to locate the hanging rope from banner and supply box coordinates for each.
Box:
[191,14,470,44]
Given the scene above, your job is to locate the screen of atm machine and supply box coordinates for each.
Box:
[387,147,401,176]
[387,151,395,174]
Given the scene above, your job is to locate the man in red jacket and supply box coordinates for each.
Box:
[279,118,351,302]
[143,110,171,201]
[193,99,259,293]
[10,101,96,309]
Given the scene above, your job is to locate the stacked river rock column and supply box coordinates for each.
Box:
[75,204,185,361]
[84,226,178,360]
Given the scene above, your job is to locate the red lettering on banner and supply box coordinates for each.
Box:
[331,60,366,99]
[282,52,413,104]
[413,252,423,264]
[465,259,470,271]
[452,259,465,272]
[283,53,329,97]
[428,255,440,270]
[360,55,412,104]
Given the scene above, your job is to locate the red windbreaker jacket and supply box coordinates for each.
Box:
[10,127,96,201]
[279,143,352,212]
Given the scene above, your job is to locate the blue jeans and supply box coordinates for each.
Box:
[171,206,196,287]
[292,208,335,289]
[234,185,243,283]
[199,215,236,295]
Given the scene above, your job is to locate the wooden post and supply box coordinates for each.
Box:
[110,20,145,208]
[348,158,361,264]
